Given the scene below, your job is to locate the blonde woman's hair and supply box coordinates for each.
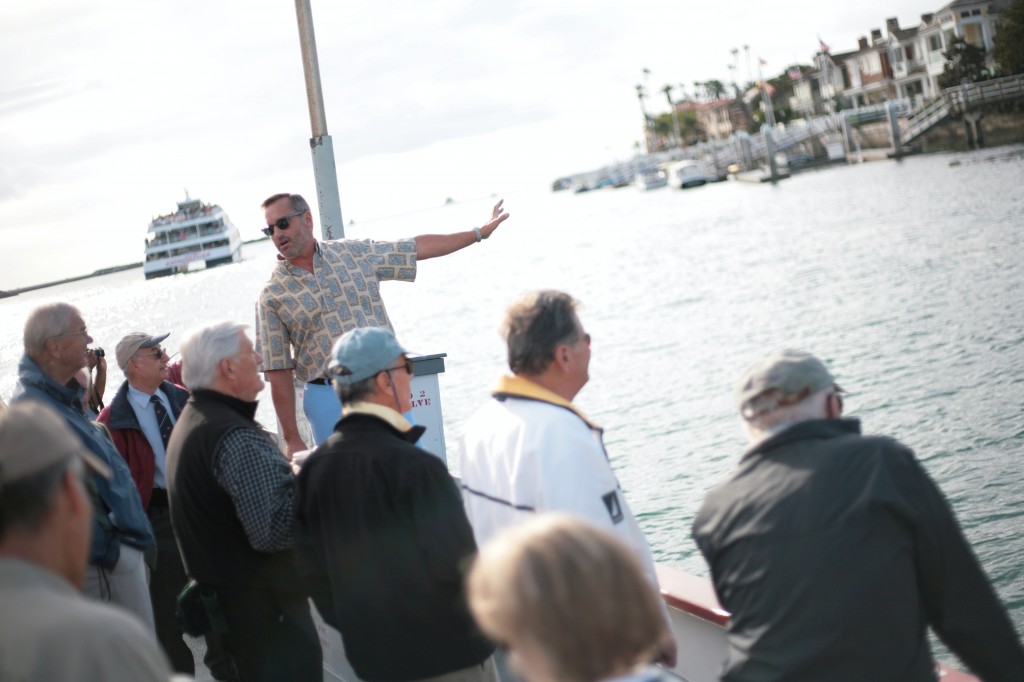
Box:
[468,514,666,682]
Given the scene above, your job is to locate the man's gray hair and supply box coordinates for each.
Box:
[334,375,376,405]
[23,302,80,359]
[743,388,831,445]
[501,290,581,375]
[0,457,82,541]
[180,321,248,390]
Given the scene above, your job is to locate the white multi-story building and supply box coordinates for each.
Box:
[794,0,1010,114]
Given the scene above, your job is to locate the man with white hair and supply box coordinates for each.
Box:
[12,302,155,630]
[0,402,172,681]
[97,331,193,673]
[167,321,321,682]
[692,349,1024,682]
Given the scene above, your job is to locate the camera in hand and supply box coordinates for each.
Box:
[91,347,105,358]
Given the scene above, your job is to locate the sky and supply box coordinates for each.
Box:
[0,0,939,289]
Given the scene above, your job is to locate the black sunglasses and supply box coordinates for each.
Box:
[383,358,414,375]
[261,210,305,237]
[135,346,166,360]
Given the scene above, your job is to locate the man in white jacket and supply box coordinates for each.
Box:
[460,290,676,668]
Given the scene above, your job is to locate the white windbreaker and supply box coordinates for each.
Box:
[459,375,672,628]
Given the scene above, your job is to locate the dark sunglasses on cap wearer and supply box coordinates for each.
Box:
[261,210,305,237]
[383,359,414,376]
[135,346,167,360]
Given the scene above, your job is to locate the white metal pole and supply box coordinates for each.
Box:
[294,0,344,240]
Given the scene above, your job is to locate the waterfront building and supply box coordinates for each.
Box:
[791,0,1012,115]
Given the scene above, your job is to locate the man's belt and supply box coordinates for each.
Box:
[149,487,170,508]
[307,378,330,386]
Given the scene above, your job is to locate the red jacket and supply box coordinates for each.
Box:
[97,380,190,510]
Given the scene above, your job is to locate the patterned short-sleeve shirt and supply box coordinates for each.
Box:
[256,238,417,382]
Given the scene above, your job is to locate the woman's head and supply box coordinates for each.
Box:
[468,514,666,682]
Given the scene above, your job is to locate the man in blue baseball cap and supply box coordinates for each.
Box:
[295,327,495,682]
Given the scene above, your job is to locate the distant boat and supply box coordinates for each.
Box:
[143,197,242,280]
[667,160,708,189]
[636,167,668,191]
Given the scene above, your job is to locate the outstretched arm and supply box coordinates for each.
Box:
[416,199,510,260]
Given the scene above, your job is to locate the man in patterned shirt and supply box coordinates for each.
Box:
[167,321,322,681]
[256,192,511,456]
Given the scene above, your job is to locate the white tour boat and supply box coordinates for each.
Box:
[143,196,243,280]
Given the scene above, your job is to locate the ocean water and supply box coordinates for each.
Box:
[2,145,1023,646]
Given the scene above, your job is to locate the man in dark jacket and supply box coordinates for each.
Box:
[692,349,1024,682]
[167,321,321,682]
[98,331,192,673]
[11,302,154,630]
[296,327,495,682]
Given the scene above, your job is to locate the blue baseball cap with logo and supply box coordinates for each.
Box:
[328,327,409,385]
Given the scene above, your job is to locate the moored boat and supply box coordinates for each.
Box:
[143,196,242,280]
[667,160,708,189]
[636,166,668,191]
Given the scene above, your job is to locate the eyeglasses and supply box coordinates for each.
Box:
[261,210,305,237]
[134,346,166,360]
[383,358,414,375]
[52,328,90,339]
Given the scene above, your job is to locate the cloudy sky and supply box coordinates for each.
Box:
[1,0,936,289]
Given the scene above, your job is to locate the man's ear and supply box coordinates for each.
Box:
[64,471,88,518]
[219,357,234,379]
[552,344,571,371]
[826,393,840,419]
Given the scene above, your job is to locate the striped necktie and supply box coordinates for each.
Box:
[150,394,174,448]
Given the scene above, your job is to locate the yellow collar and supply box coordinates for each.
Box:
[492,375,599,430]
[343,401,413,432]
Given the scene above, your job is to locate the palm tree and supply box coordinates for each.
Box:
[662,84,682,148]
[705,79,727,100]
[635,84,651,153]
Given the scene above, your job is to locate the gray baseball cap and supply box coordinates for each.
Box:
[328,327,409,385]
[736,349,841,418]
[116,331,170,371]
[0,402,112,485]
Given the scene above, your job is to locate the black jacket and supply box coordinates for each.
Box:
[692,418,1024,682]
[296,411,493,682]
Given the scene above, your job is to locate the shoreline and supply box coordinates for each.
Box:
[0,237,272,299]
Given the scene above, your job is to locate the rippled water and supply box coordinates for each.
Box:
[2,145,1023,644]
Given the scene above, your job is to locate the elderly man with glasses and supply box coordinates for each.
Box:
[11,302,155,631]
[96,332,194,674]
[255,192,511,457]
[692,349,1024,682]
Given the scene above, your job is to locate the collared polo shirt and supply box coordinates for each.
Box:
[256,238,416,383]
[126,384,174,488]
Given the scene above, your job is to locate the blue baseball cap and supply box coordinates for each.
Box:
[328,327,409,385]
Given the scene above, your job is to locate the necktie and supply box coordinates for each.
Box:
[150,395,174,448]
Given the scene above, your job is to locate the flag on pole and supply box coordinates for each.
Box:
[818,36,831,54]
[759,58,768,65]
[787,66,803,80]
